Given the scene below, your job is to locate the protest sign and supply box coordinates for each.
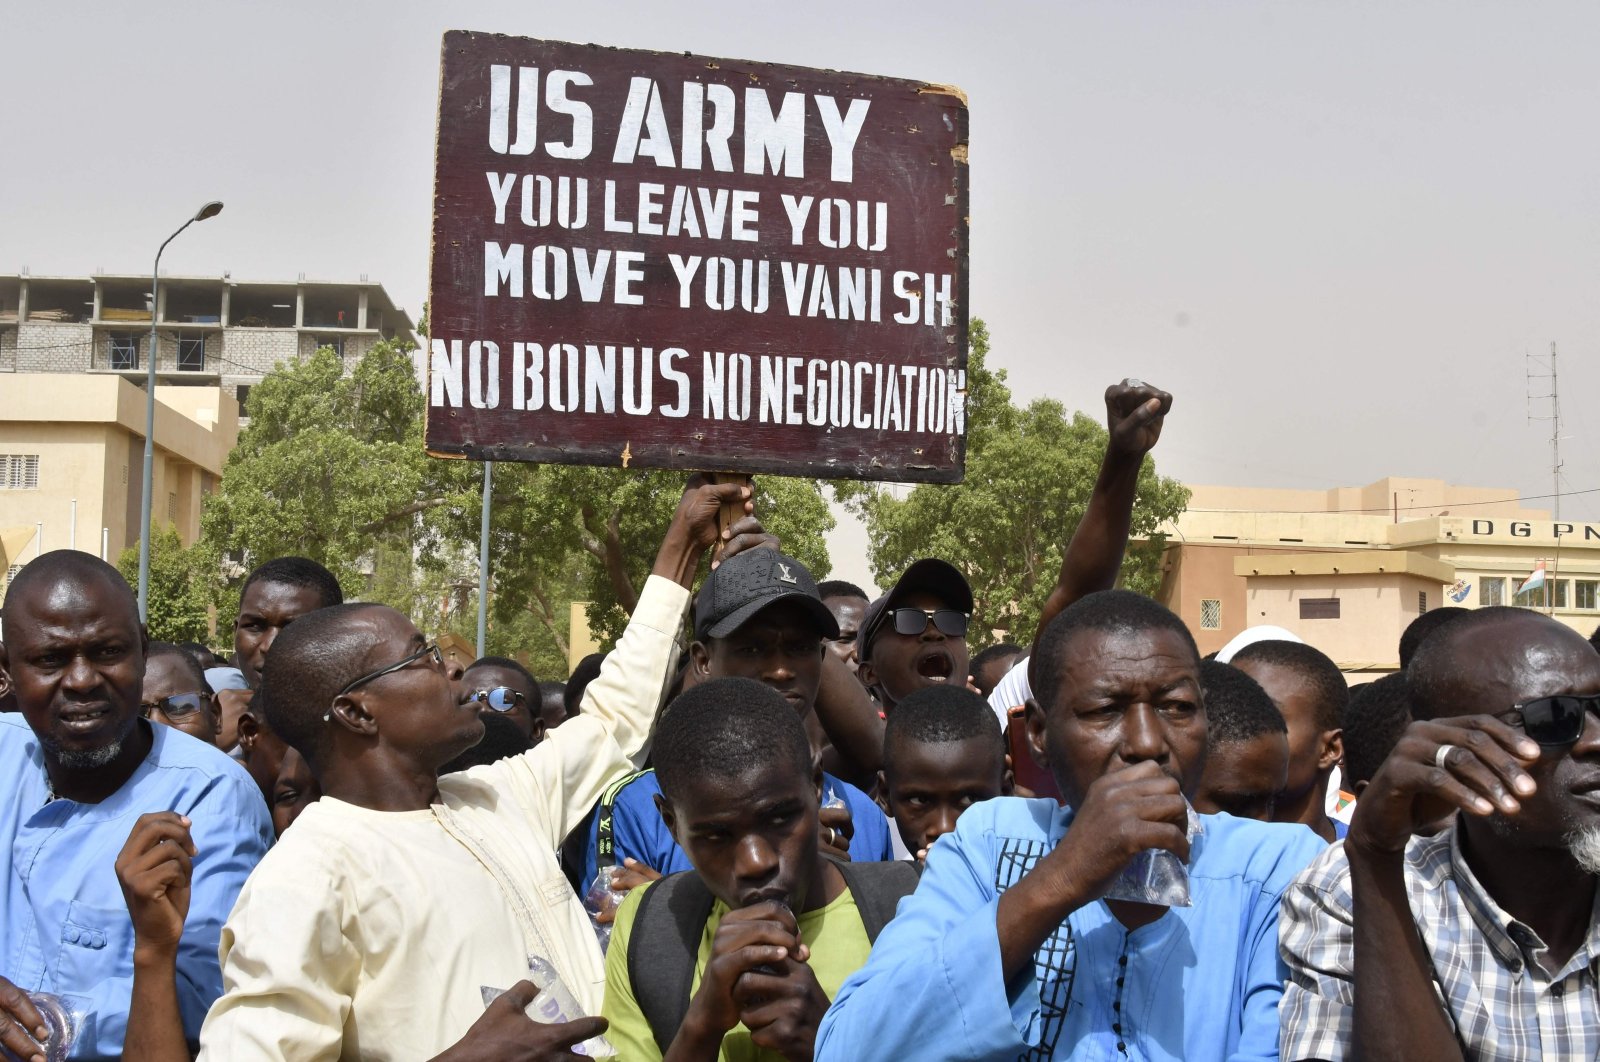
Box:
[428,31,969,482]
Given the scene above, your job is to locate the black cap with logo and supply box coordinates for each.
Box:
[693,548,841,641]
[856,558,975,663]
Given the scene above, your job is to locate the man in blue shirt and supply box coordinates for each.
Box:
[817,589,1325,1061]
[579,548,891,893]
[0,551,271,1059]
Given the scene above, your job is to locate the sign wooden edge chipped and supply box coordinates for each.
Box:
[425,31,971,483]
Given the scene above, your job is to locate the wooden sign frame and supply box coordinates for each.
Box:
[427,31,969,482]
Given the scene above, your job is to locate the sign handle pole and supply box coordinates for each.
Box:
[476,461,493,657]
[710,472,752,562]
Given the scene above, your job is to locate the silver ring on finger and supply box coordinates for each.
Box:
[1434,744,1457,770]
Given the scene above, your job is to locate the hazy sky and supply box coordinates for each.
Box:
[6,2,1597,591]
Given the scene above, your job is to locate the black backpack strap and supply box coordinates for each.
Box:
[833,858,921,942]
[627,870,717,1054]
[627,859,919,1052]
[557,805,596,894]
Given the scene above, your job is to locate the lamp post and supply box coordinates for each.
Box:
[137,200,223,623]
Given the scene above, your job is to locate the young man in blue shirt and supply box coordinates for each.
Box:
[578,548,892,893]
[0,551,270,1060]
[818,589,1325,1062]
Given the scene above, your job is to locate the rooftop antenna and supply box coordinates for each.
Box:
[1527,342,1564,613]
[1526,342,1563,520]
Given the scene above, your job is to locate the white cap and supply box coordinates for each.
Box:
[204,666,249,693]
[1215,625,1304,664]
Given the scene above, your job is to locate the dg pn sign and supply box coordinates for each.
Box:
[427,31,970,482]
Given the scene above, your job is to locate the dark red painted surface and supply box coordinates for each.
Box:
[428,31,969,482]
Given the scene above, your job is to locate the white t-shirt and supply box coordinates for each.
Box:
[986,656,1032,731]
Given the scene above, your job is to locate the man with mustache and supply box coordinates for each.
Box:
[0,551,270,1060]
[1281,608,1600,1060]
[818,589,1324,1060]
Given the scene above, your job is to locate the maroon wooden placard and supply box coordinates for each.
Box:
[427,31,969,482]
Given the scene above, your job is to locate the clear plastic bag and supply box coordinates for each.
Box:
[17,993,85,1062]
[481,956,616,1056]
[583,866,625,951]
[1101,802,1203,907]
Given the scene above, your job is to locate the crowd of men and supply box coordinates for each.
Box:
[4,378,1600,1061]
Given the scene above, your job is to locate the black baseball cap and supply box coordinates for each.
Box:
[693,548,841,641]
[856,558,974,663]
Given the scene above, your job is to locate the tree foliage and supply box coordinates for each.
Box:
[117,525,213,644]
[202,339,835,673]
[837,320,1189,649]
[200,342,480,621]
[437,464,835,657]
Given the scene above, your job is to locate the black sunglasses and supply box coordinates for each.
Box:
[886,607,969,638]
[466,686,525,712]
[140,692,212,720]
[339,643,443,697]
[1507,693,1600,748]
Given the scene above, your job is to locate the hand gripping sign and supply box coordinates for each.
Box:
[428,32,969,483]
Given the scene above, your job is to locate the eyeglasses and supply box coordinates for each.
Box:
[338,643,443,697]
[140,692,212,720]
[466,686,525,712]
[1506,693,1600,747]
[885,607,969,638]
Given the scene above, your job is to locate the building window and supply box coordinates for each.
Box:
[1418,591,1428,615]
[316,335,345,358]
[235,384,252,416]
[1300,597,1341,620]
[167,492,178,523]
[0,454,39,490]
[4,564,20,587]
[1577,581,1598,611]
[177,334,205,372]
[1480,577,1504,607]
[110,333,139,370]
[1200,599,1222,630]
[1553,580,1569,609]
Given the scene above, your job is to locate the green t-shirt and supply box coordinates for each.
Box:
[602,881,872,1062]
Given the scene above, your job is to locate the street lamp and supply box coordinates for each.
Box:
[137,200,223,623]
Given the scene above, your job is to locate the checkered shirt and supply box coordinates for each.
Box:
[1279,824,1600,1061]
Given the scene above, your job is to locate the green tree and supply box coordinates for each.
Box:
[205,338,836,665]
[441,464,835,656]
[117,525,214,643]
[200,341,481,623]
[837,319,1189,648]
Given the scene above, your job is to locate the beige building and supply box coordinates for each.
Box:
[0,374,238,590]
[1154,477,1600,674]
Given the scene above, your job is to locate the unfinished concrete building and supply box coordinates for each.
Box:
[0,272,417,418]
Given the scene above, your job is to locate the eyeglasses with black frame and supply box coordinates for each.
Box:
[465,686,526,713]
[139,692,212,720]
[1504,693,1600,748]
[338,643,444,697]
[885,607,970,638]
